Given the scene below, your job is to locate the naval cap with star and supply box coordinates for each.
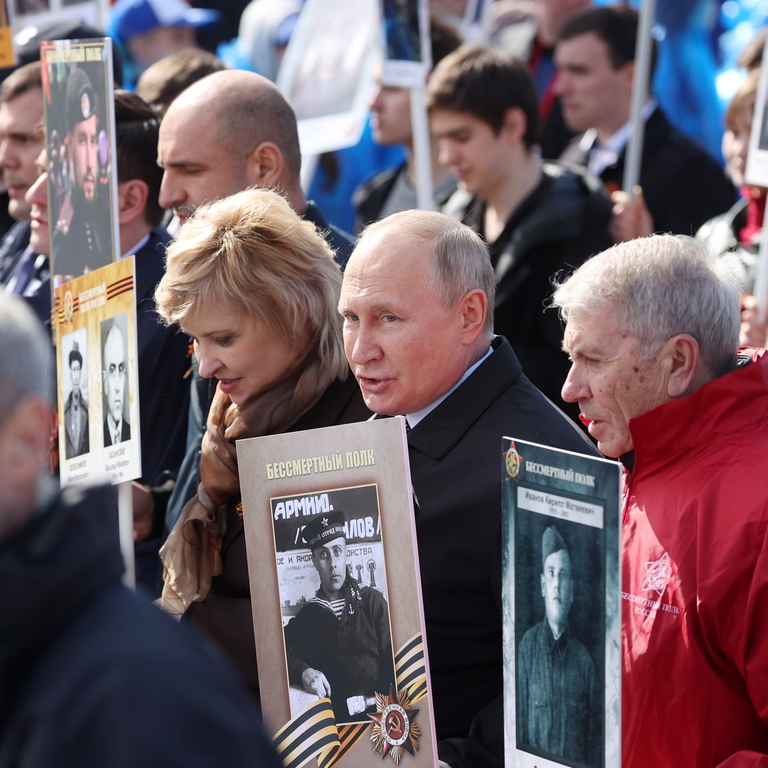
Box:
[301,510,346,551]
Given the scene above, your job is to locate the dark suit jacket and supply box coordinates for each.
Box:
[133,228,191,488]
[443,162,612,419]
[0,220,31,285]
[560,107,736,236]
[303,200,355,270]
[103,418,131,446]
[407,336,599,768]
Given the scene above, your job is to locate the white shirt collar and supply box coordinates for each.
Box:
[583,99,657,177]
[405,345,493,428]
[120,233,150,260]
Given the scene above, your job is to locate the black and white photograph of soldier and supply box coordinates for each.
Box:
[517,523,601,767]
[100,313,130,447]
[281,496,395,725]
[62,328,89,458]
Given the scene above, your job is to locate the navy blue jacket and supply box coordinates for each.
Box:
[0,484,283,767]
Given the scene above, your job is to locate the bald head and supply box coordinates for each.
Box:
[174,71,300,174]
[157,69,304,221]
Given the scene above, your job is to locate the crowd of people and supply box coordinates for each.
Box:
[1,0,768,766]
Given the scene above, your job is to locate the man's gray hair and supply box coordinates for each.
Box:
[0,296,51,422]
[362,209,496,340]
[552,234,742,378]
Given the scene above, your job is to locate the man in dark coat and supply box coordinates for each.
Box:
[156,69,356,532]
[339,210,599,768]
[0,294,282,768]
[555,5,735,237]
[427,45,613,415]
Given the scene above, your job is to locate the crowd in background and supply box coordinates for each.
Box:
[3,0,768,765]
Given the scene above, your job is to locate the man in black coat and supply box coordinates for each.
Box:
[339,210,599,768]
[0,294,282,767]
[555,5,735,237]
[427,45,613,414]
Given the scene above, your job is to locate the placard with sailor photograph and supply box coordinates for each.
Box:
[41,36,119,283]
[237,416,438,768]
[54,257,141,486]
[501,437,621,768]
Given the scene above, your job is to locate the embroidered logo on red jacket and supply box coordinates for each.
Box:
[642,552,672,595]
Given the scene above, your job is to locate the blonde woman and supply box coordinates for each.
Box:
[155,188,370,694]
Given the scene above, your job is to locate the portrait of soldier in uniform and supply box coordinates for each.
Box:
[517,525,600,766]
[63,335,89,458]
[284,509,395,724]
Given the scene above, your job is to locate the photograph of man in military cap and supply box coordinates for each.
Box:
[52,63,109,278]
[283,509,395,724]
[517,524,600,767]
[63,329,89,459]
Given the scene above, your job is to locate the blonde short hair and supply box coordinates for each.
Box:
[155,188,348,380]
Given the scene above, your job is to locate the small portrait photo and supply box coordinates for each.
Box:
[514,512,604,768]
[61,327,89,459]
[382,0,422,63]
[273,484,396,725]
[100,313,131,448]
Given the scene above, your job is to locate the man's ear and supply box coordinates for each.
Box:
[116,179,148,226]
[245,142,284,188]
[663,334,700,398]
[501,107,527,144]
[459,288,488,344]
[619,60,635,93]
[3,396,51,485]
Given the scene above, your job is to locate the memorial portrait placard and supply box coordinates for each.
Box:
[237,417,438,768]
[277,0,380,156]
[501,437,621,768]
[54,257,141,486]
[41,37,119,283]
[380,0,431,88]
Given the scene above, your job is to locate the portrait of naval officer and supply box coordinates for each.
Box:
[284,510,395,724]
[517,525,600,766]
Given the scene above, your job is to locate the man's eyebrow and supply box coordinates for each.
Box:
[160,158,205,169]
[434,124,471,140]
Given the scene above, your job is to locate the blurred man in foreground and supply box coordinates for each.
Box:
[0,294,282,766]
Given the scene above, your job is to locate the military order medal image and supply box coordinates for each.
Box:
[369,686,421,764]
